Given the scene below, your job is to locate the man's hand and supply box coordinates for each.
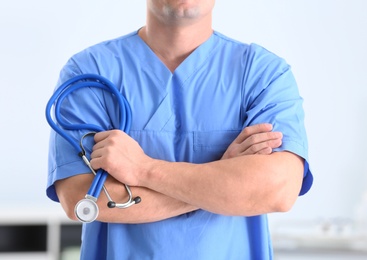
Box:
[221,123,282,159]
[90,130,150,186]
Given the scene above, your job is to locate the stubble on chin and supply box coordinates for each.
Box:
[162,5,200,20]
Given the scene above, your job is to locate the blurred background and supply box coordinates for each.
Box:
[0,0,366,259]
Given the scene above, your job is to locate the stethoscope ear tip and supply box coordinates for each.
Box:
[134,197,142,204]
[107,201,116,208]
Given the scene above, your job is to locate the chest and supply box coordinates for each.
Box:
[124,67,245,133]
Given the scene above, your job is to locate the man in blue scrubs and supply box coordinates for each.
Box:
[47,1,313,259]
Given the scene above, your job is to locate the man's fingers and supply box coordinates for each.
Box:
[240,137,282,155]
[221,124,283,160]
[242,131,282,148]
[94,131,110,142]
[256,147,273,155]
[235,123,273,143]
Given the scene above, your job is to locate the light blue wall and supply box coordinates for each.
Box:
[1,0,366,222]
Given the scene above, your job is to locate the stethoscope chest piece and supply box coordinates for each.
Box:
[75,198,99,223]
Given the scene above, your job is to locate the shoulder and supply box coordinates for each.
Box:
[213,31,289,71]
[79,31,139,55]
[213,32,277,55]
[66,31,139,70]
[60,31,141,78]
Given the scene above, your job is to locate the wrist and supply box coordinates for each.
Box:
[139,158,167,189]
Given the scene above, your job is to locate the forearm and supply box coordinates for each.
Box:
[139,152,304,216]
[55,174,198,224]
[97,180,198,223]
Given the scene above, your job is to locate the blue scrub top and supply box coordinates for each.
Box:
[47,30,313,259]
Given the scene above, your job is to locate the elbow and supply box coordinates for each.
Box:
[60,201,79,221]
[269,152,304,213]
[55,187,83,221]
[55,175,95,222]
[270,176,303,213]
[272,195,297,213]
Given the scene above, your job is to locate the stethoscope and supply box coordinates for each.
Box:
[45,74,141,223]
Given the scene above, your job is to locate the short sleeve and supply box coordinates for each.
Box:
[243,45,313,195]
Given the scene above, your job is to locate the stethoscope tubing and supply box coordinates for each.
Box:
[45,74,132,153]
[88,169,108,198]
[46,74,140,222]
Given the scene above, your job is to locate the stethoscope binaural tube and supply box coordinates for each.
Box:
[45,74,141,223]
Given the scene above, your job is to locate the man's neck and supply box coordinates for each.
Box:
[138,17,213,72]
